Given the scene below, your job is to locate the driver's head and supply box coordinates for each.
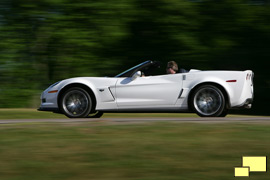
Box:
[166,61,178,74]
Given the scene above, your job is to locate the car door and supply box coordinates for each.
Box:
[115,74,183,107]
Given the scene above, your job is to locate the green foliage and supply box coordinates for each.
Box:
[0,122,270,179]
[0,0,269,114]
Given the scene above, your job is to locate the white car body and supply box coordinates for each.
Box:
[39,61,254,117]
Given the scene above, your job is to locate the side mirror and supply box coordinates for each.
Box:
[131,71,141,80]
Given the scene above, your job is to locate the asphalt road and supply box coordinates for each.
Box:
[0,117,270,124]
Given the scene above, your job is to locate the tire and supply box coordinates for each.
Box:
[190,85,227,117]
[219,108,228,117]
[60,87,92,118]
[88,111,104,118]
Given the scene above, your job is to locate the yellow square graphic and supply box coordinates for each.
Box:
[235,167,250,177]
[242,156,267,172]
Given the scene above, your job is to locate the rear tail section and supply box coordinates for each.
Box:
[239,70,254,108]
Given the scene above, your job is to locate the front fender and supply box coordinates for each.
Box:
[57,77,118,110]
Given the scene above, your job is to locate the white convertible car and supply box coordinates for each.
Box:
[38,60,254,118]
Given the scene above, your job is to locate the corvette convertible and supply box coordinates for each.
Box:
[38,60,254,118]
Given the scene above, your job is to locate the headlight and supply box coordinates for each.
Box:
[49,81,61,88]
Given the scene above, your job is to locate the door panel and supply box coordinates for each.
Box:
[115,74,183,107]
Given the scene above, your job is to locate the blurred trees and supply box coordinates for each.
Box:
[0,0,269,115]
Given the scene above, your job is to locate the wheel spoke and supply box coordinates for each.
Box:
[194,87,223,116]
[62,89,89,117]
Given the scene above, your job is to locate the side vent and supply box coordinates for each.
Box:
[183,75,186,80]
[178,89,184,99]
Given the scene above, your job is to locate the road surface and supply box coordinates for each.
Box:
[0,117,270,125]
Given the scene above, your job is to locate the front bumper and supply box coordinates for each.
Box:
[39,89,59,111]
[38,107,60,113]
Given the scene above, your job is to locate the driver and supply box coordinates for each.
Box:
[166,61,178,74]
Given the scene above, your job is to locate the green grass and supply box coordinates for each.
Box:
[0,122,269,180]
[0,108,259,119]
[0,108,67,119]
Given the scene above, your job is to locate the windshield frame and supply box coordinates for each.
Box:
[115,60,152,77]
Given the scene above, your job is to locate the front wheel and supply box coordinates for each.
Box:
[60,87,92,118]
[88,111,104,118]
[190,85,227,117]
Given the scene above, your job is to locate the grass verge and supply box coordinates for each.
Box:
[0,122,269,180]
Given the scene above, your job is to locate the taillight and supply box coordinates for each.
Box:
[251,73,254,85]
[246,73,252,80]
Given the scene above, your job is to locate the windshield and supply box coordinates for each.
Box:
[115,61,151,77]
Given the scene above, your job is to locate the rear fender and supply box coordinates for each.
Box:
[187,77,234,108]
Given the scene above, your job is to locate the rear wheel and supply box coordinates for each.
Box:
[191,85,227,117]
[60,87,92,118]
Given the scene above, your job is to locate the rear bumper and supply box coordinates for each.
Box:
[232,98,253,109]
